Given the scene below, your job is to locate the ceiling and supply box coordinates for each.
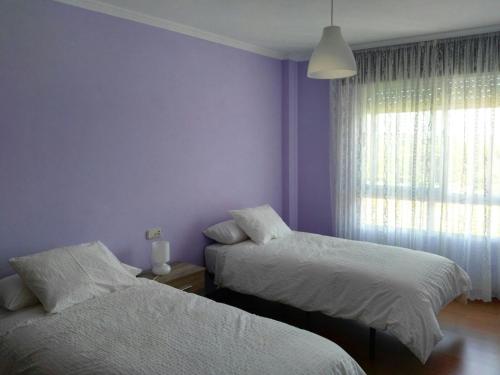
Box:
[57,0,500,59]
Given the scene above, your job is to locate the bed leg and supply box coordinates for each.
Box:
[369,327,376,360]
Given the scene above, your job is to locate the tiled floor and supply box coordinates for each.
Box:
[209,290,500,375]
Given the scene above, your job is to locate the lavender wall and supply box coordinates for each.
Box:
[297,62,332,235]
[0,0,282,276]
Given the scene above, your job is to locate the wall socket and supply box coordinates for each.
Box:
[145,227,162,240]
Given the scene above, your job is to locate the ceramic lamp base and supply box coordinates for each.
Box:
[152,263,171,275]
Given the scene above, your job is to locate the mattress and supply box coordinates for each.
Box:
[0,279,365,375]
[210,231,472,363]
[205,242,232,274]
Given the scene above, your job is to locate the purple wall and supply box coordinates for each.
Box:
[297,62,332,235]
[0,0,282,276]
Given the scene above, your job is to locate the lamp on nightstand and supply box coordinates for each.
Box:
[151,240,171,275]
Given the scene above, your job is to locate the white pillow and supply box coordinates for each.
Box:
[0,262,139,312]
[203,220,248,244]
[230,204,292,245]
[0,274,38,311]
[9,242,139,313]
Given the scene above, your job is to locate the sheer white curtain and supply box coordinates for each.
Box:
[331,33,500,301]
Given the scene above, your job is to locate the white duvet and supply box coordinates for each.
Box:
[213,231,472,363]
[0,279,365,375]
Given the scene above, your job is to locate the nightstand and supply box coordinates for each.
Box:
[139,262,206,296]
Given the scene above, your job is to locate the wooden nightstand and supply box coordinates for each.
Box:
[139,262,206,296]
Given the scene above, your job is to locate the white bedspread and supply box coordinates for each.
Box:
[0,279,365,375]
[213,231,472,363]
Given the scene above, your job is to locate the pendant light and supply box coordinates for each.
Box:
[307,0,357,79]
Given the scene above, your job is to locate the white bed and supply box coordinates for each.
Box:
[0,279,365,375]
[205,243,220,274]
[206,231,472,363]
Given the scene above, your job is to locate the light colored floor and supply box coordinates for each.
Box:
[211,290,500,375]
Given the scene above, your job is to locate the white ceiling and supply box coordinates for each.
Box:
[57,0,500,59]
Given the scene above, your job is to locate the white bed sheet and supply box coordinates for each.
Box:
[0,279,365,375]
[211,231,472,363]
[0,305,45,336]
[205,243,225,274]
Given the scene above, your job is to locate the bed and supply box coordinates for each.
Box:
[0,278,365,375]
[206,231,472,363]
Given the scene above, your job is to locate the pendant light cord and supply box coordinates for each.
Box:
[330,0,333,26]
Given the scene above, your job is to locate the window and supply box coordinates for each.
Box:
[358,75,500,237]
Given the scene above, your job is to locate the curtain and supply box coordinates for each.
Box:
[331,33,500,301]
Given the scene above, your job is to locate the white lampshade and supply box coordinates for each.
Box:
[307,26,357,79]
[151,240,171,275]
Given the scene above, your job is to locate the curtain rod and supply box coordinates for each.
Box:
[352,29,500,54]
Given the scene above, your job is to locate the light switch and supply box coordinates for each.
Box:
[146,227,162,240]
